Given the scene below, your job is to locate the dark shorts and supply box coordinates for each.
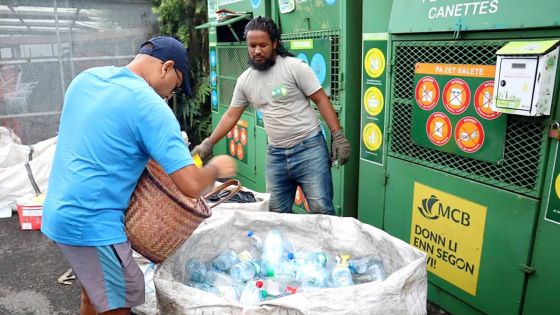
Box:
[55,241,145,313]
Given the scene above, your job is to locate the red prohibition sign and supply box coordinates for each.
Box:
[426,112,452,146]
[443,78,471,115]
[455,116,485,153]
[474,81,501,120]
[415,76,440,110]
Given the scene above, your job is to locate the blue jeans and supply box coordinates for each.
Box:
[266,132,335,215]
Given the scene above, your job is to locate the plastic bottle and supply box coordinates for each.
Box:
[298,259,328,291]
[212,249,240,271]
[205,269,236,287]
[331,255,354,288]
[212,285,241,301]
[306,250,335,272]
[247,231,263,251]
[263,277,299,297]
[188,281,212,292]
[229,260,261,283]
[348,256,388,281]
[185,258,207,283]
[261,229,293,277]
[239,280,264,305]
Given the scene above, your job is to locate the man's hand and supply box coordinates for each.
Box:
[191,137,214,161]
[331,130,351,165]
[206,155,237,178]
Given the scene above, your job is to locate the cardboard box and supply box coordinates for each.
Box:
[16,193,45,230]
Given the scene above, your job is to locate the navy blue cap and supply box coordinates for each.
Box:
[139,36,192,96]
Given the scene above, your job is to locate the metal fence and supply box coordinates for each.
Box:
[0,0,158,144]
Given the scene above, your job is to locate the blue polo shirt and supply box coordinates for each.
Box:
[41,66,192,246]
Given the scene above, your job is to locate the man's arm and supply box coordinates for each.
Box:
[309,88,341,132]
[170,155,236,198]
[208,106,246,144]
[308,88,351,165]
[192,106,246,161]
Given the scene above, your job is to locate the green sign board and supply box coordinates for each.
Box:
[389,0,560,33]
[411,63,506,164]
[360,33,389,165]
[545,141,560,225]
[285,38,332,96]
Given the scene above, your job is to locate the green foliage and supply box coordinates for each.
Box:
[152,0,211,146]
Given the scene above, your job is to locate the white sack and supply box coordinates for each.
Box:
[155,210,427,315]
[0,137,56,217]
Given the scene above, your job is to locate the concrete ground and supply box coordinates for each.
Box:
[0,213,450,314]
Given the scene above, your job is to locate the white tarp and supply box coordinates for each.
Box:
[0,137,57,217]
[155,210,427,315]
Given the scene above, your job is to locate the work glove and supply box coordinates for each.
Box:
[331,130,351,166]
[191,137,214,162]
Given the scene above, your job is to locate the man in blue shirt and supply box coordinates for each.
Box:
[41,36,236,315]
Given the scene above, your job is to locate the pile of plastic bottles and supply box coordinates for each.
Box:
[183,229,388,305]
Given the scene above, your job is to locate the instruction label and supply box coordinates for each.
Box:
[410,182,487,295]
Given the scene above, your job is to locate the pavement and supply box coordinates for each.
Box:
[0,212,449,315]
[0,214,80,314]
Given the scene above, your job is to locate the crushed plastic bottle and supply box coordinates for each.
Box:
[212,249,241,271]
[331,255,354,287]
[264,277,299,297]
[185,258,207,283]
[350,256,388,283]
[239,280,264,305]
[229,260,261,283]
[205,269,236,287]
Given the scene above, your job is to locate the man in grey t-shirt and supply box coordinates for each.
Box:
[193,17,350,214]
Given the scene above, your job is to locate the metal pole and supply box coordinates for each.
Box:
[53,0,66,105]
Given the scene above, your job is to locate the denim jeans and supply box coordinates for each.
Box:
[266,132,335,215]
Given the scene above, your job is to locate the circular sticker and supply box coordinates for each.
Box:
[233,125,240,142]
[364,48,386,78]
[310,53,327,84]
[211,90,218,106]
[363,87,384,116]
[295,186,303,205]
[426,112,452,146]
[362,123,383,152]
[455,116,484,153]
[297,53,309,64]
[229,140,237,156]
[251,0,261,8]
[227,129,233,139]
[210,50,216,67]
[443,78,471,115]
[415,76,440,110]
[210,71,217,87]
[240,128,248,145]
[474,81,500,120]
[325,0,336,5]
[236,143,244,160]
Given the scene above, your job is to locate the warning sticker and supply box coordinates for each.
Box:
[455,117,484,153]
[415,76,440,110]
[474,81,501,120]
[426,112,452,146]
[410,182,487,296]
[443,79,471,115]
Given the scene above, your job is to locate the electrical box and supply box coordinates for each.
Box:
[492,40,560,116]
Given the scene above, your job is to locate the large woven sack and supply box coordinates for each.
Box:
[125,160,240,264]
[155,210,427,315]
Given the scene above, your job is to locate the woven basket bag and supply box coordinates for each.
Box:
[125,160,240,263]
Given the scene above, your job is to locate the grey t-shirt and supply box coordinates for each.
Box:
[230,55,322,148]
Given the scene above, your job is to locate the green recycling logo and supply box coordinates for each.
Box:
[271,84,288,99]
[418,195,440,220]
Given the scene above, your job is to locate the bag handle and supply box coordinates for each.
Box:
[203,179,242,209]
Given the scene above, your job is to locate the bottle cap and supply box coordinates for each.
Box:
[287,252,294,260]
[255,280,264,288]
[248,231,254,237]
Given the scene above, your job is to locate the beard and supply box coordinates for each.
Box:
[248,54,276,71]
